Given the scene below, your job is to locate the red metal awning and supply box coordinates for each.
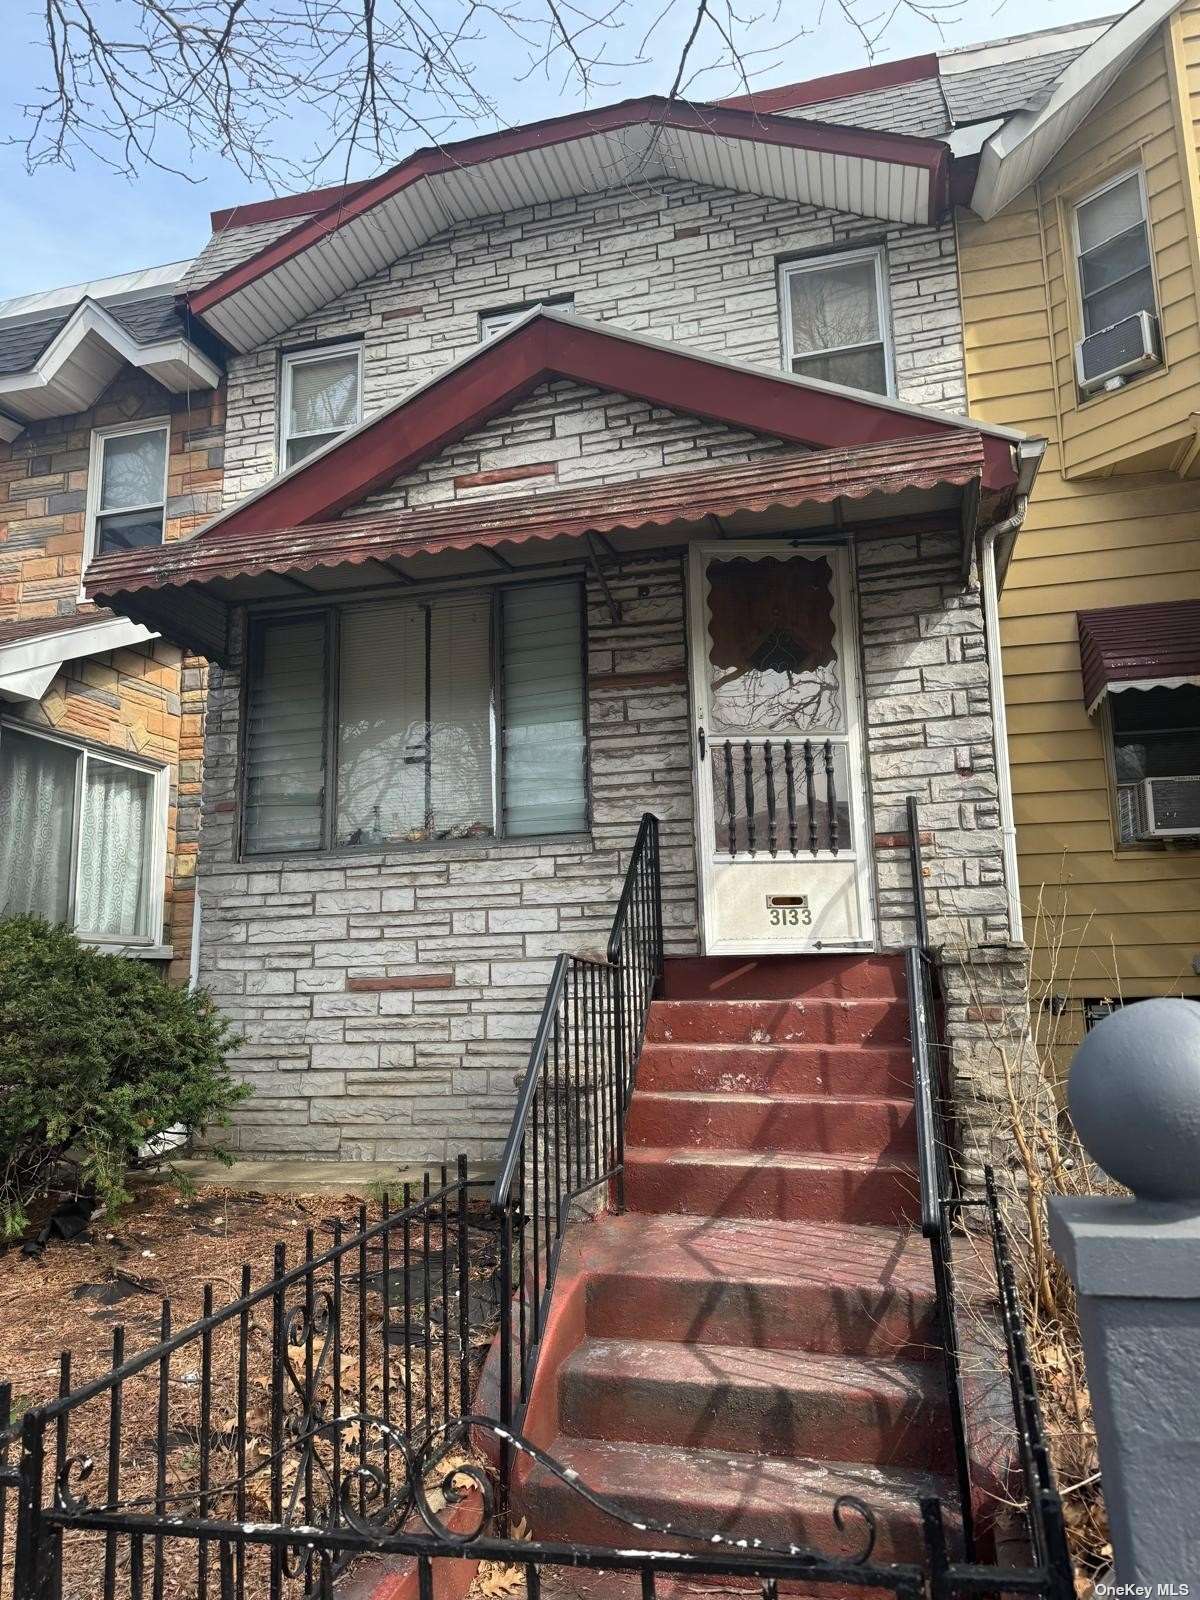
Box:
[1077,600,1200,714]
[87,431,988,662]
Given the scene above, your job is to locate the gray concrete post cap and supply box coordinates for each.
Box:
[1067,997,1200,1201]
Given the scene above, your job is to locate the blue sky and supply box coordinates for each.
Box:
[0,0,1114,299]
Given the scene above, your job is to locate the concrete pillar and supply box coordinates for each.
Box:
[1048,997,1200,1587]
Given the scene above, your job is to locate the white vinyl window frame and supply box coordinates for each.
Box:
[0,717,170,949]
[778,247,895,396]
[83,417,171,577]
[279,342,364,468]
[479,297,575,342]
[1071,166,1159,339]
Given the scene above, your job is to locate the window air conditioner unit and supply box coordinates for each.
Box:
[1141,775,1200,838]
[1076,310,1161,393]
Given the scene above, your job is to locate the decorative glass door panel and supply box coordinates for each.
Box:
[687,543,874,953]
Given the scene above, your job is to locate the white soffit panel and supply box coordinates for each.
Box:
[200,126,940,350]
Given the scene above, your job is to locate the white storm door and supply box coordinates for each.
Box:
[687,542,874,954]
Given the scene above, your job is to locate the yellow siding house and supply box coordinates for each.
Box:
[957,0,1200,1017]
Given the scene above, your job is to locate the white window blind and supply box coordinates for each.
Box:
[282,347,362,468]
[244,617,328,853]
[243,580,586,854]
[337,601,427,846]
[429,597,494,838]
[502,583,586,836]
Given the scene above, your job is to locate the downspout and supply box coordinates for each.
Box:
[979,498,1028,947]
[188,883,203,990]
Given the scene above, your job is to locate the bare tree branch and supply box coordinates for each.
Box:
[10,0,969,190]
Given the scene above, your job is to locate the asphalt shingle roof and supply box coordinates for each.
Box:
[786,77,952,138]
[941,46,1090,124]
[771,30,1098,140]
[0,313,71,376]
[0,294,186,377]
[0,608,121,648]
[180,213,320,293]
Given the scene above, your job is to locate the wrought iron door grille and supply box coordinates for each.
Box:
[711,737,850,858]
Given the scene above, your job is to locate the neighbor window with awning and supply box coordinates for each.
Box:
[243,581,586,854]
[1078,600,1200,713]
[1077,601,1200,844]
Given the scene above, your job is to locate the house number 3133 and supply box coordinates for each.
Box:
[767,904,811,927]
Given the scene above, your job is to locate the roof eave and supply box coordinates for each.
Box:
[0,613,158,703]
[162,309,1029,546]
[0,299,222,432]
[969,0,1180,219]
[88,436,995,663]
[186,101,951,350]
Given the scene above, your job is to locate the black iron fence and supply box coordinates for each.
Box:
[0,1165,498,1600]
[903,796,1075,1598]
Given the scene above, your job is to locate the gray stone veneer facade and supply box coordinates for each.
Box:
[195,173,1028,1178]
[219,177,966,510]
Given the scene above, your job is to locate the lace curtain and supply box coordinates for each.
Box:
[0,728,75,923]
[76,759,153,938]
[0,730,153,939]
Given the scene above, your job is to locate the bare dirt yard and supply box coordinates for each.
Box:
[0,1179,501,1600]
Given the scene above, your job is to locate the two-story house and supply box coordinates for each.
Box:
[77,98,1049,1187]
[0,262,224,979]
[28,19,1188,1575]
[716,0,1200,1043]
[958,0,1200,1034]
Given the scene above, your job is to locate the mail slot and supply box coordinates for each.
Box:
[765,893,811,928]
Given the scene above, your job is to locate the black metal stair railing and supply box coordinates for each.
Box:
[489,812,663,1489]
[904,796,1075,1596]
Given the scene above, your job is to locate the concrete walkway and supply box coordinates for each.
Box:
[149,1157,498,1195]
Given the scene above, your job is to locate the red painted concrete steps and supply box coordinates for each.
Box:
[645,1000,912,1047]
[579,1212,941,1361]
[560,1338,952,1469]
[520,1436,940,1564]
[510,954,958,1568]
[625,1089,917,1155]
[624,1146,921,1226]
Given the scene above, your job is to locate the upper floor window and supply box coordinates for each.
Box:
[0,721,166,943]
[242,580,587,856]
[479,297,575,342]
[779,249,892,395]
[281,344,362,468]
[87,421,169,560]
[1074,170,1157,336]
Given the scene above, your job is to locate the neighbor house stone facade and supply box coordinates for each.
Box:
[1,370,224,977]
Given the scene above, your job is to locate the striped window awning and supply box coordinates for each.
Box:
[1077,599,1200,714]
